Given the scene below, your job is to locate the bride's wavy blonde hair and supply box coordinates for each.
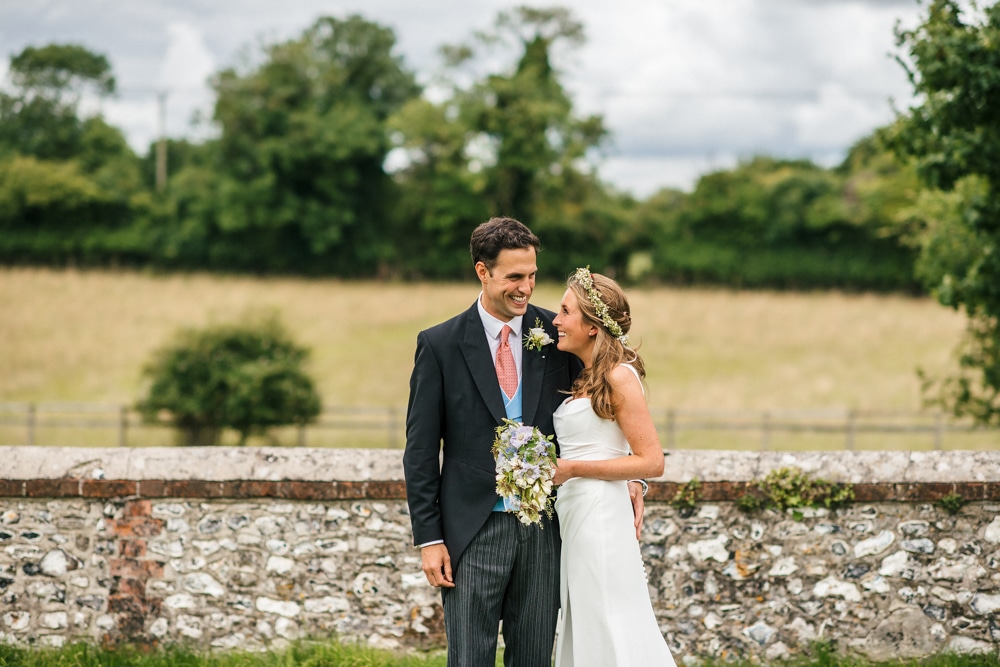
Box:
[567,270,645,420]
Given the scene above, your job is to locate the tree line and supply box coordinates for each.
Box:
[0,8,919,291]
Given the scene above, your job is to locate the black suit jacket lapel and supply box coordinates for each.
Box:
[459,304,508,425]
[521,305,547,427]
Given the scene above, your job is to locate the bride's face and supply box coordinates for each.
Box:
[553,288,596,363]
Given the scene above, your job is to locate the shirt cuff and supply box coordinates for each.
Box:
[628,479,649,496]
[417,540,444,549]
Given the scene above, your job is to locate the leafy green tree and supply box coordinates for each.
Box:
[137,317,322,446]
[645,157,917,290]
[383,98,489,278]
[455,7,604,218]
[886,0,1000,423]
[434,6,610,274]
[0,43,148,265]
[0,43,117,161]
[205,16,420,274]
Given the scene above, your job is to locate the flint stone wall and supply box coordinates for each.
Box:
[0,446,999,661]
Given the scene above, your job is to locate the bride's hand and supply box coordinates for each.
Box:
[552,458,573,486]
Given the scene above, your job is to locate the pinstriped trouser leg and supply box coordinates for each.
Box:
[443,512,560,667]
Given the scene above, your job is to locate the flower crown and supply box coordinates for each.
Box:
[574,266,629,346]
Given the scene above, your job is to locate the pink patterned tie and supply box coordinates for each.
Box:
[496,325,518,398]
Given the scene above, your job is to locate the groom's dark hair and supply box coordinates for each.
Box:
[470,217,541,271]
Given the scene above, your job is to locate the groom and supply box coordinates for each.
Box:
[403,217,578,666]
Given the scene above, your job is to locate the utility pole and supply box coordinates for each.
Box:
[155,91,168,192]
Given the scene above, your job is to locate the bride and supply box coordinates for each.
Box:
[551,267,677,666]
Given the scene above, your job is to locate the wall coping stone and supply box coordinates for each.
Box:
[0,447,996,502]
[0,447,996,483]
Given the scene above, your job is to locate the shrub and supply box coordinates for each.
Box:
[737,467,854,517]
[136,315,321,446]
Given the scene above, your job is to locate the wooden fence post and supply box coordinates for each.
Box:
[118,405,128,447]
[665,409,676,450]
[387,406,400,448]
[26,403,35,446]
[846,409,856,451]
[761,411,770,451]
[934,412,943,451]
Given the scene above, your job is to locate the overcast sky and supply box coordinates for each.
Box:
[0,0,927,196]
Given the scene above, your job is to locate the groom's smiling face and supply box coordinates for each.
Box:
[476,247,537,321]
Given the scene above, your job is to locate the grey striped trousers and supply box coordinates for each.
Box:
[443,512,560,666]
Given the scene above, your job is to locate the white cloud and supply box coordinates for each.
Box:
[602,153,740,198]
[160,21,217,140]
[161,22,216,90]
[102,20,218,153]
[791,83,891,150]
[103,96,160,154]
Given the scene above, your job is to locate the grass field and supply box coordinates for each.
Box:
[0,267,985,449]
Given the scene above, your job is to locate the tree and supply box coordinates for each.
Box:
[642,156,918,290]
[383,98,490,278]
[0,43,117,161]
[0,43,148,265]
[137,316,322,446]
[205,16,420,274]
[430,6,610,274]
[886,0,1000,423]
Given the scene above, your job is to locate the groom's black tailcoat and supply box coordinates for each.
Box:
[403,301,578,568]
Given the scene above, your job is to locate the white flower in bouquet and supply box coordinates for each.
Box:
[492,418,557,526]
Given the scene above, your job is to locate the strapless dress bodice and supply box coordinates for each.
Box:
[553,397,631,461]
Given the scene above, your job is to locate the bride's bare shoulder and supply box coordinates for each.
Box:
[608,364,641,386]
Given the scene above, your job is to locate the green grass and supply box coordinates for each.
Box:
[0,640,449,667]
[0,640,996,667]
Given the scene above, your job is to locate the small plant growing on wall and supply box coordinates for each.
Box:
[137,314,322,446]
[737,466,854,518]
[671,478,701,517]
[936,492,967,515]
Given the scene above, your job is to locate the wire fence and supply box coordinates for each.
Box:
[0,402,997,451]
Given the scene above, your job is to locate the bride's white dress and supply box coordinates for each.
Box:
[553,368,677,667]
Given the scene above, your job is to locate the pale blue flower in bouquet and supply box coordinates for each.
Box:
[510,425,534,448]
[492,418,557,526]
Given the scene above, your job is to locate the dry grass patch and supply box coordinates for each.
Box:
[628,287,965,410]
[1,268,981,449]
[0,268,966,415]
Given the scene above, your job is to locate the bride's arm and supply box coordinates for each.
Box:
[553,365,665,484]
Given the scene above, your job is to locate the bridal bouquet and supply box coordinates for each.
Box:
[492,419,557,526]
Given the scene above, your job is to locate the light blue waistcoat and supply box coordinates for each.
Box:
[493,381,522,512]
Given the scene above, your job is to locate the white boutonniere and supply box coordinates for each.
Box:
[523,318,555,352]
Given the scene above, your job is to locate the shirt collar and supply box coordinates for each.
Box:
[477,293,523,340]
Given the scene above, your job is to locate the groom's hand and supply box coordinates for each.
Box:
[627,481,645,540]
[421,543,455,588]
